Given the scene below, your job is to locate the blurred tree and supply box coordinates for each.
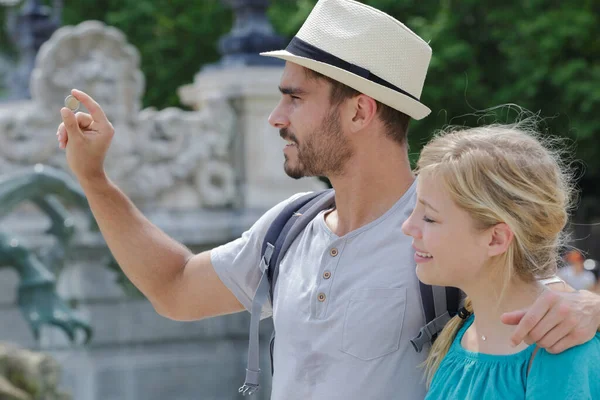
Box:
[60,0,232,108]
[0,0,599,207]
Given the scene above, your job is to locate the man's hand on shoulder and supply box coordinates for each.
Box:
[501,289,600,354]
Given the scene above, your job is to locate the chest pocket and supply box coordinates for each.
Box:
[341,287,407,361]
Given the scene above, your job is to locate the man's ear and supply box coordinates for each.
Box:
[488,222,514,257]
[348,94,377,132]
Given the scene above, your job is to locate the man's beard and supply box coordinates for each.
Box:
[280,108,353,179]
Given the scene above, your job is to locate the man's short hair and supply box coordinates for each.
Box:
[305,69,411,145]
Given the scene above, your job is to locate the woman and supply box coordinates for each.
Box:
[402,123,600,399]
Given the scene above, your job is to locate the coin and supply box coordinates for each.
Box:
[64,95,80,112]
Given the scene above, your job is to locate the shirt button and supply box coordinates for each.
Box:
[323,271,331,279]
[318,293,326,302]
[329,248,339,257]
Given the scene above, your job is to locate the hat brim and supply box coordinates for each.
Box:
[261,50,431,120]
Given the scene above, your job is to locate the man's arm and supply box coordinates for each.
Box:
[82,175,245,320]
[502,284,600,353]
[58,89,244,321]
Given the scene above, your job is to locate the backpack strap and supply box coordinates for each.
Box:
[267,190,336,300]
[410,283,463,353]
[239,246,273,396]
[239,189,335,396]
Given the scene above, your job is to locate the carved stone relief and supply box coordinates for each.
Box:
[0,20,238,209]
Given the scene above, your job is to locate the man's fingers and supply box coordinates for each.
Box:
[57,113,92,137]
[547,331,581,354]
[509,290,559,346]
[57,123,67,149]
[57,122,65,139]
[526,303,568,344]
[536,319,576,350]
[58,107,104,150]
[60,108,85,141]
[75,112,94,130]
[501,309,527,326]
[71,89,109,126]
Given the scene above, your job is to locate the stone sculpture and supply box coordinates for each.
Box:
[0,164,92,343]
[0,342,71,400]
[0,20,239,210]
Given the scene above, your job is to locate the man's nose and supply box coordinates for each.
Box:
[268,100,290,129]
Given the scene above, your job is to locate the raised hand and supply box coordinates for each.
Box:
[57,89,115,183]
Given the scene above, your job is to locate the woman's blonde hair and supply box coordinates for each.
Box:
[417,119,577,386]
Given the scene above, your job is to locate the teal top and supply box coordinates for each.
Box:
[425,314,600,400]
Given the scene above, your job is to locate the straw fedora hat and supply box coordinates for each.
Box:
[261,0,432,120]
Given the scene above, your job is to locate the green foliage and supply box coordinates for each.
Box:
[60,0,232,108]
[0,0,599,196]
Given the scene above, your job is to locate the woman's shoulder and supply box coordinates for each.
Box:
[526,333,600,398]
[534,333,600,365]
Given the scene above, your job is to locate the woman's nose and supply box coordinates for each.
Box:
[402,213,421,239]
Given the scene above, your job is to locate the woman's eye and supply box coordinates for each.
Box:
[422,216,435,223]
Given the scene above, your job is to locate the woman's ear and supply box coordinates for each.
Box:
[488,223,514,257]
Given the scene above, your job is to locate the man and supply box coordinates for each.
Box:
[56,0,600,398]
